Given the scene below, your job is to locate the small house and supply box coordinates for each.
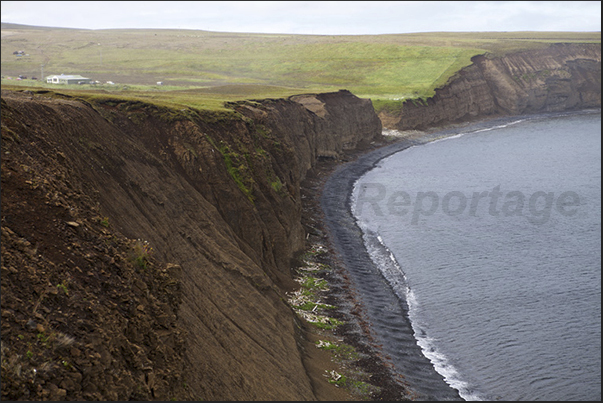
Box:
[46,74,93,85]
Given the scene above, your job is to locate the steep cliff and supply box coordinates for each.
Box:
[1,89,382,400]
[381,43,601,130]
[4,41,599,401]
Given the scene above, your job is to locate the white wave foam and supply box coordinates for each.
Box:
[470,119,526,134]
[426,118,527,146]
[406,287,484,401]
[353,214,485,401]
[426,131,467,145]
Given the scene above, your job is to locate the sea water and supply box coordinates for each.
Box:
[351,111,601,400]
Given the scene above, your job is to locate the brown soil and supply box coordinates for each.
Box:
[2,40,599,401]
[1,93,192,400]
[1,88,411,401]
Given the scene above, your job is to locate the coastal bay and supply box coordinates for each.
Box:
[319,111,601,400]
[2,24,600,399]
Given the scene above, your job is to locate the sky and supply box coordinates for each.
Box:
[1,1,601,35]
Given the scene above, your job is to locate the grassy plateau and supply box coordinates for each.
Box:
[1,23,600,112]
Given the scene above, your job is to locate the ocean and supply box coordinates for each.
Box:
[350,111,601,400]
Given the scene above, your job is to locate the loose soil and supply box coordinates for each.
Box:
[1,88,410,401]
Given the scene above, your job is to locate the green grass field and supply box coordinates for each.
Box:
[1,23,600,112]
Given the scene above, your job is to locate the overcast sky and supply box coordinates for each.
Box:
[1,1,601,35]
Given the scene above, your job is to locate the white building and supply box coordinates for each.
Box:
[46,74,93,85]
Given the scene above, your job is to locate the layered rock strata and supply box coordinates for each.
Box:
[382,43,601,130]
[1,89,381,400]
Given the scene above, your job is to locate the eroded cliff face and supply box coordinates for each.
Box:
[382,43,601,130]
[1,89,381,400]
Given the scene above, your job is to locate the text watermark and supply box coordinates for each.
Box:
[355,183,581,225]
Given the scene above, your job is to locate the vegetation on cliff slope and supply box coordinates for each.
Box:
[2,87,403,400]
[1,23,600,401]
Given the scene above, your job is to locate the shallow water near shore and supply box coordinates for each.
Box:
[350,111,601,400]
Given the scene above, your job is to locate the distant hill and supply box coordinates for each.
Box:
[1,22,80,30]
[1,22,600,111]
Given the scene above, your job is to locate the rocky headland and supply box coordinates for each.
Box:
[380,43,601,130]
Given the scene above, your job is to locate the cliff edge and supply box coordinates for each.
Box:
[381,43,601,130]
[2,41,600,402]
[1,89,383,400]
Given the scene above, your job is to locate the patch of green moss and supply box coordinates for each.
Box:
[316,340,359,361]
[216,143,255,203]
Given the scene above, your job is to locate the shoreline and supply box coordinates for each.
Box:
[298,122,472,400]
[300,109,601,400]
[298,135,413,400]
[314,132,465,401]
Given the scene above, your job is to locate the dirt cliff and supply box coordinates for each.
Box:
[1,89,383,400]
[381,43,601,130]
[3,42,600,401]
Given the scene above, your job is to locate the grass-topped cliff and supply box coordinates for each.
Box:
[1,24,601,401]
[2,23,600,112]
[1,87,391,401]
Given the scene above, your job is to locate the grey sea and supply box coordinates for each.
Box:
[351,111,601,400]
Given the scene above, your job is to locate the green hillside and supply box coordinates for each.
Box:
[1,23,600,111]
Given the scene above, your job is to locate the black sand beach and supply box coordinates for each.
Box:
[300,127,465,400]
[316,133,463,401]
[304,115,571,400]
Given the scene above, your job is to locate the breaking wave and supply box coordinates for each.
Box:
[351,209,485,400]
